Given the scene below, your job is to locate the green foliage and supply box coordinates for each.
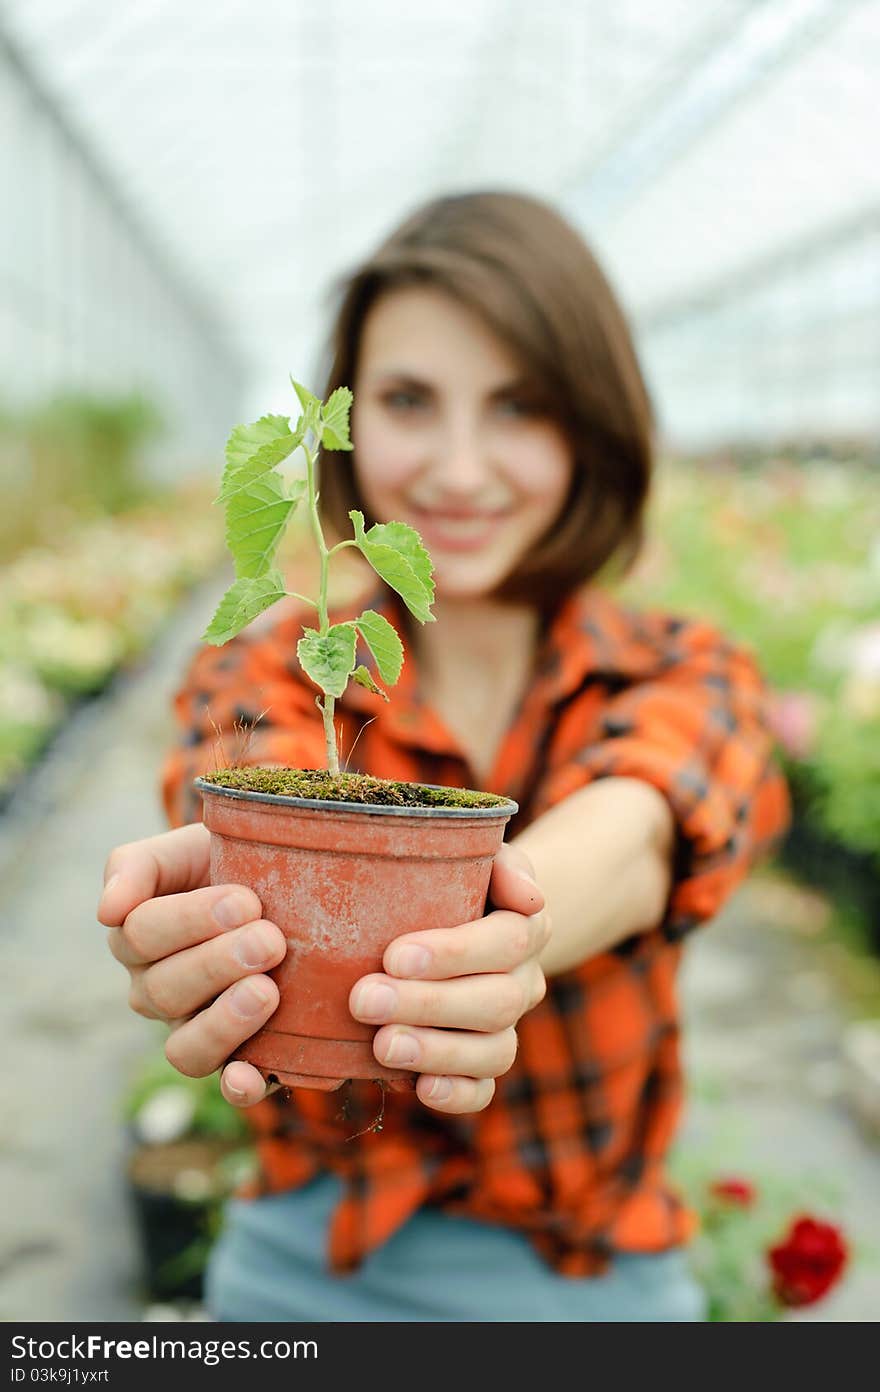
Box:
[202,570,287,645]
[297,623,358,698]
[202,378,435,773]
[670,1134,847,1322]
[619,457,880,880]
[321,387,355,451]
[291,378,322,434]
[351,664,389,700]
[354,609,405,686]
[804,709,880,866]
[219,414,304,502]
[349,510,435,624]
[0,390,165,562]
[29,391,163,516]
[224,467,305,580]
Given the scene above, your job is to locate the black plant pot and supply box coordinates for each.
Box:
[778,767,880,954]
[128,1183,217,1302]
[125,1137,241,1304]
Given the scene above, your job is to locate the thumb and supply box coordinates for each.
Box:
[489,842,544,915]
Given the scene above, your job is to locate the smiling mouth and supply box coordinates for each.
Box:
[406,503,513,552]
[409,503,512,523]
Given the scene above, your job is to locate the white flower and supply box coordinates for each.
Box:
[847,624,880,680]
[134,1087,196,1144]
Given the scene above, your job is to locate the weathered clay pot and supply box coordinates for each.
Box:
[194,778,517,1092]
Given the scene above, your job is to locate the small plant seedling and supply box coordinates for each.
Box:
[202,379,435,776]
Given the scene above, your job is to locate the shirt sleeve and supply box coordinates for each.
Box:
[537,615,792,943]
[159,624,326,830]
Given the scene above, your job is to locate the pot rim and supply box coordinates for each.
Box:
[193,776,517,820]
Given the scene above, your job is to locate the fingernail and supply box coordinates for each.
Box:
[102,873,120,897]
[214,892,256,930]
[389,945,430,977]
[352,983,396,1022]
[383,1032,419,1066]
[230,978,273,1018]
[427,1077,452,1102]
[235,924,278,969]
[225,1081,246,1100]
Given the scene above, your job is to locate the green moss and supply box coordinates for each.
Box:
[199,766,509,809]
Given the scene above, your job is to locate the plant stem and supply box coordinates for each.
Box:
[302,436,340,777]
[321,696,339,777]
[327,539,359,558]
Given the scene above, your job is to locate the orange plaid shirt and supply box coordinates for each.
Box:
[161,582,790,1276]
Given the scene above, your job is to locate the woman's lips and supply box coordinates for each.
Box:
[408,505,512,553]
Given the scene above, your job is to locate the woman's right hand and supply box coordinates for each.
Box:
[96,822,287,1107]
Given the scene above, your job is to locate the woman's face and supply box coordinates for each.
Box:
[351,286,573,601]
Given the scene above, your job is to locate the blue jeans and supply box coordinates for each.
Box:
[206,1175,705,1322]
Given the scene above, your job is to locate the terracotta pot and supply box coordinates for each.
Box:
[194,778,518,1092]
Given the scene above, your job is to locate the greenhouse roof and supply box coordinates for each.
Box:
[3,0,879,405]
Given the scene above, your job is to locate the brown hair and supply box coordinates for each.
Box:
[318,190,654,606]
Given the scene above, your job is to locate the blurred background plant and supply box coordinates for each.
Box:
[671,1150,850,1321]
[0,383,232,800]
[621,451,880,958]
[0,391,163,561]
[122,1049,254,1305]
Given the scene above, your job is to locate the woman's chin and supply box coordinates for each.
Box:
[430,561,512,603]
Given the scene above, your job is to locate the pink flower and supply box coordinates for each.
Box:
[767,690,820,761]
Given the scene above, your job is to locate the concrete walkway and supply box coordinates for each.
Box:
[0,574,226,1322]
[1,577,878,1321]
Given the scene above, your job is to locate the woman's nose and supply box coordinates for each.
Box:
[437,425,491,494]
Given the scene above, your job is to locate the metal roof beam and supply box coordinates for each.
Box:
[639,203,880,329]
[565,0,868,228]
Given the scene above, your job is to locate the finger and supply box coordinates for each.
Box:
[488,842,545,916]
[350,961,545,1033]
[130,920,286,1019]
[164,975,280,1077]
[372,1024,517,1079]
[415,1074,495,1115]
[109,883,265,968]
[383,908,551,981]
[98,823,212,927]
[220,1061,282,1108]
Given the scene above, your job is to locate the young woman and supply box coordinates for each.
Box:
[97,191,790,1322]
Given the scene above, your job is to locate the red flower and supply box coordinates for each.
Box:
[710,1177,757,1207]
[768,1216,848,1307]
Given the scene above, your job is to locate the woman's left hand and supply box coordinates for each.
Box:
[349,843,550,1114]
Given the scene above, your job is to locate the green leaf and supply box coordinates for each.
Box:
[351,664,389,701]
[290,378,321,434]
[321,386,354,451]
[365,520,434,595]
[225,468,306,580]
[349,510,435,624]
[354,609,404,686]
[218,415,301,502]
[202,570,287,646]
[297,623,357,699]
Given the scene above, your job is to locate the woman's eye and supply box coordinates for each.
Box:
[383,390,424,411]
[496,396,534,418]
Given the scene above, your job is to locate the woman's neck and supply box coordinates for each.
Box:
[409,597,541,689]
